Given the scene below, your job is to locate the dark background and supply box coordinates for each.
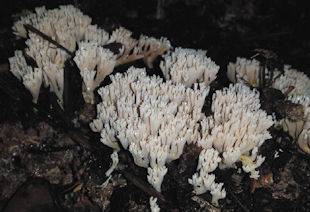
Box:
[1,0,310,75]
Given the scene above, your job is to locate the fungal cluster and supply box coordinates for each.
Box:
[12,4,308,210]
[9,5,170,104]
[228,58,310,154]
[90,67,273,205]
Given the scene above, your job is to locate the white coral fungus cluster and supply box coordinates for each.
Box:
[227,57,280,87]
[9,50,42,103]
[207,83,273,168]
[272,65,310,96]
[10,5,92,103]
[73,41,117,103]
[10,30,69,103]
[8,4,278,207]
[228,57,310,154]
[139,35,171,68]
[91,65,273,205]
[10,5,170,104]
[188,148,225,205]
[150,197,160,212]
[227,57,261,87]
[90,66,209,192]
[160,47,219,87]
[189,83,273,205]
[272,66,310,154]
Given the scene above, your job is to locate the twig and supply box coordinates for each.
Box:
[122,170,166,203]
[67,129,94,151]
[227,188,250,212]
[24,24,74,56]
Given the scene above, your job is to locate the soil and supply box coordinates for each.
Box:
[0,0,310,211]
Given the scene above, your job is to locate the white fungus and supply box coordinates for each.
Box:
[272,66,310,154]
[147,166,168,192]
[227,57,282,87]
[11,5,172,104]
[160,47,219,87]
[227,57,261,87]
[73,41,117,103]
[150,197,160,212]
[105,150,119,177]
[91,66,209,192]
[138,35,171,68]
[91,65,273,204]
[227,57,310,155]
[108,27,142,66]
[188,148,226,205]
[272,65,310,96]
[10,5,281,207]
[195,83,273,179]
[188,83,273,205]
[9,50,43,103]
